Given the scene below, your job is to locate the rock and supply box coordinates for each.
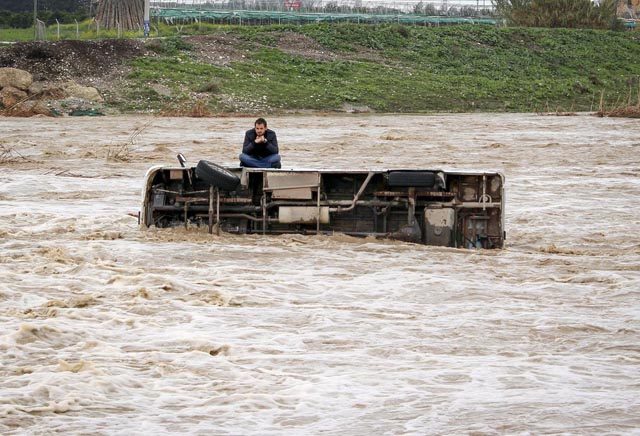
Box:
[29,81,101,101]
[341,103,373,113]
[151,83,172,97]
[52,97,105,115]
[28,81,46,95]
[5,100,55,117]
[0,67,33,91]
[0,86,28,109]
[29,82,67,100]
[63,82,103,102]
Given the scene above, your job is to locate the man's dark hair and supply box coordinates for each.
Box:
[255,117,267,127]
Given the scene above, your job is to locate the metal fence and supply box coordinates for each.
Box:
[150,0,496,27]
[151,0,495,16]
[155,9,496,26]
[151,0,494,11]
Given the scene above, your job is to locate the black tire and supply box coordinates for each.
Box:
[195,160,241,191]
[388,171,436,188]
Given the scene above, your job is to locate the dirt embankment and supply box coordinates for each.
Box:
[0,35,337,116]
[0,39,149,116]
[2,28,639,116]
[0,39,146,84]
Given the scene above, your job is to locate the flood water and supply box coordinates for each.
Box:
[1,113,639,435]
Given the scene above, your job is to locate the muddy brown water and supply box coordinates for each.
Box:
[1,114,639,435]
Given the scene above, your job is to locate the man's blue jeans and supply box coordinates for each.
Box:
[239,153,281,168]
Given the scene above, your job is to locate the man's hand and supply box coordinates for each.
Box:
[256,135,266,144]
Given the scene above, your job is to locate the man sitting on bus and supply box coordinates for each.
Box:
[239,117,281,168]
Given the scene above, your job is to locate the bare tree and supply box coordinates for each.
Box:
[96,0,144,30]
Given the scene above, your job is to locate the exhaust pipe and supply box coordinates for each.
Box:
[177,153,187,168]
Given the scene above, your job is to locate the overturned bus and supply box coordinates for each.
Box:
[141,158,505,249]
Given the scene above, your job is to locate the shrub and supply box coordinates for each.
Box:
[147,37,194,55]
[197,81,221,94]
[493,0,622,30]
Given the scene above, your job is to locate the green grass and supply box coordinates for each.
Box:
[0,19,145,41]
[0,27,36,41]
[156,24,638,113]
[12,21,637,113]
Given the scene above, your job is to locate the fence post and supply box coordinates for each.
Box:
[33,0,37,40]
[56,19,60,39]
[75,19,79,38]
[35,19,46,41]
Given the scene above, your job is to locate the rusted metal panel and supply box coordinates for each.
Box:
[279,206,330,224]
[424,208,455,246]
[169,169,184,180]
[265,172,320,199]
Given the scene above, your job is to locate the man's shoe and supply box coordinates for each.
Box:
[271,162,282,169]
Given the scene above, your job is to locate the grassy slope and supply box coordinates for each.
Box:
[80,23,640,113]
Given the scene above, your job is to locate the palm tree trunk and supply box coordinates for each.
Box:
[96,0,144,30]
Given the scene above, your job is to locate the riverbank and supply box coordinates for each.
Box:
[1,23,639,115]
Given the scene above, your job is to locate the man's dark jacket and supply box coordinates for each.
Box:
[242,128,279,158]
